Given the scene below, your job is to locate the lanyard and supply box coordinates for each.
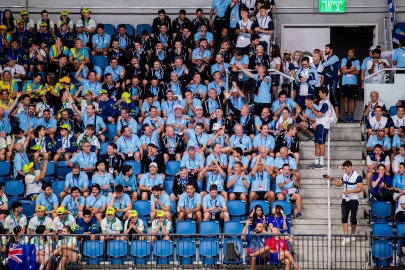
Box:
[71,175,79,187]
[210,199,217,208]
[91,197,100,208]
[233,135,243,146]
[259,16,269,29]
[284,134,292,148]
[11,214,21,226]
[123,136,133,150]
[188,158,196,168]
[256,172,264,182]
[211,173,219,184]
[82,152,88,167]
[345,172,354,190]
[98,35,105,46]
[261,135,268,146]
[186,196,194,209]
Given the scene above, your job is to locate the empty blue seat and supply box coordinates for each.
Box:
[197,180,203,193]
[105,124,118,141]
[222,238,244,265]
[21,200,35,219]
[272,200,292,216]
[227,200,246,221]
[165,161,180,176]
[371,201,391,223]
[99,142,109,156]
[0,161,11,184]
[136,24,152,36]
[199,239,220,265]
[56,165,71,180]
[153,240,173,265]
[390,106,397,116]
[51,180,65,199]
[83,240,104,265]
[123,160,141,176]
[249,200,270,216]
[224,221,244,236]
[372,223,393,240]
[176,239,196,265]
[169,200,176,214]
[372,240,393,267]
[5,180,24,198]
[132,200,151,222]
[176,220,196,235]
[130,240,150,264]
[103,23,116,36]
[91,55,108,69]
[200,221,220,236]
[164,180,173,195]
[107,240,128,265]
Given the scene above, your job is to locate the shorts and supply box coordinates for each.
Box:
[270,252,281,264]
[209,212,221,220]
[341,85,359,99]
[231,192,244,200]
[255,191,268,200]
[315,125,329,144]
[123,154,135,160]
[271,75,280,87]
[167,153,177,160]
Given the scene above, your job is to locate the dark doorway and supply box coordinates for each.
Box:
[330,26,374,60]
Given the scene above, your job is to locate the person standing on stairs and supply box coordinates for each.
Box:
[325,160,364,246]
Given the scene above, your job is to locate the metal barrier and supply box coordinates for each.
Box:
[0,233,377,269]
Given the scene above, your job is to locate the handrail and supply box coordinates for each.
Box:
[364,67,405,80]
[241,68,295,81]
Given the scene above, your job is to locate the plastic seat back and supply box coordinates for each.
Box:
[199,239,219,265]
[249,200,270,216]
[176,239,196,265]
[130,240,150,264]
[153,240,173,265]
[200,221,220,236]
[107,240,128,265]
[224,221,244,237]
[227,200,246,220]
[83,240,104,265]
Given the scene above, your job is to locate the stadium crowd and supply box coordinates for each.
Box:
[0,1,404,269]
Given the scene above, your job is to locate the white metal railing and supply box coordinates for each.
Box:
[364,67,405,81]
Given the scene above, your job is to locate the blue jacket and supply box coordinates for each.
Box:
[295,66,319,96]
[53,134,78,153]
[323,55,339,81]
[99,98,118,122]
[75,216,99,234]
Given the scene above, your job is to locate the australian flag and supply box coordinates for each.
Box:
[8,244,37,270]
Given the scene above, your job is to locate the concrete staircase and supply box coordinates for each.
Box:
[292,123,371,269]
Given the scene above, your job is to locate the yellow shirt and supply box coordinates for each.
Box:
[0,98,14,109]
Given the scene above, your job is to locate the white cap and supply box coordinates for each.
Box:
[76,21,84,28]
[369,46,377,51]
[195,105,203,110]
[174,104,182,110]
[149,162,158,168]
[231,87,238,93]
[212,123,221,131]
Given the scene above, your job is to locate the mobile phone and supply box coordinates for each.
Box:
[323,174,328,178]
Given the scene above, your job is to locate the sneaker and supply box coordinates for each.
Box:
[344,115,349,123]
[306,163,317,169]
[351,235,356,242]
[313,164,325,169]
[341,237,350,246]
[296,212,303,219]
[349,115,354,123]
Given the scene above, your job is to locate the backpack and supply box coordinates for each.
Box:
[225,242,240,261]
[326,100,338,124]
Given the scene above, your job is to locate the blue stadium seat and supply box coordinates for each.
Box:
[227,200,246,221]
[224,221,244,236]
[371,201,391,223]
[51,180,65,199]
[169,200,176,214]
[103,23,116,36]
[119,24,135,36]
[130,240,150,264]
[164,180,173,195]
[136,24,152,36]
[222,238,244,265]
[83,240,104,265]
[199,239,220,265]
[123,160,141,176]
[176,238,196,265]
[200,221,220,236]
[272,200,292,216]
[372,240,393,267]
[390,106,397,116]
[5,180,24,198]
[165,161,180,176]
[99,142,109,156]
[35,161,55,181]
[197,180,203,193]
[249,200,270,216]
[21,200,35,219]
[397,223,405,236]
[132,200,151,222]
[0,161,11,184]
[372,223,393,240]
[153,240,173,265]
[105,124,118,141]
[56,163,71,180]
[91,56,108,69]
[107,240,128,265]
[176,220,196,235]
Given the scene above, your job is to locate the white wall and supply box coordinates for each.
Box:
[364,74,405,110]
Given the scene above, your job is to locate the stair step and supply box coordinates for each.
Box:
[292,218,370,226]
[298,169,364,178]
[299,188,365,199]
[300,149,363,160]
[298,178,368,186]
[299,206,367,218]
[299,140,366,147]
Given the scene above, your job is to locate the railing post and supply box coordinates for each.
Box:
[327,128,332,270]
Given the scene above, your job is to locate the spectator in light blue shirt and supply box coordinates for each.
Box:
[188,73,208,99]
[36,183,59,218]
[91,24,111,56]
[181,90,202,117]
[199,159,227,199]
[393,39,405,68]
[206,143,229,170]
[178,183,202,224]
[180,146,205,174]
[186,124,210,154]
[227,162,250,202]
[150,185,172,221]
[194,25,214,46]
[85,184,108,224]
[114,165,138,202]
[116,126,142,161]
[143,106,164,135]
[92,160,115,196]
[61,186,86,219]
[61,163,89,199]
[366,129,392,153]
[192,39,212,64]
[253,125,275,154]
[68,141,97,172]
[104,58,125,82]
[106,184,132,220]
[228,147,249,175]
[138,162,165,200]
[202,184,229,222]
[271,90,300,117]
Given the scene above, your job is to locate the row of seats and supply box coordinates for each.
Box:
[94,23,153,38]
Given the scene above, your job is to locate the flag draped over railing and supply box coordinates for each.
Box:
[8,244,37,270]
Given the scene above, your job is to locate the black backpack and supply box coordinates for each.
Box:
[225,241,240,261]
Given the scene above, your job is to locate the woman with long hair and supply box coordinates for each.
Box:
[289,51,302,100]
[267,205,288,233]
[31,225,53,270]
[370,164,394,202]
[77,8,96,34]
[2,9,16,34]
[248,204,267,231]
[270,45,282,99]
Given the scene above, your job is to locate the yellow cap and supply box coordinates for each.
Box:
[58,21,67,28]
[59,124,71,131]
[106,207,115,215]
[17,19,25,24]
[30,144,42,151]
[56,207,65,215]
[59,76,71,84]
[129,210,138,218]
[156,210,165,218]
[23,162,34,173]
[121,92,131,104]
[85,90,93,95]
[39,22,47,27]
[61,10,69,16]
[37,90,46,96]
[20,10,29,15]
[82,8,91,14]
[37,205,46,211]
[0,25,6,30]
[100,89,108,95]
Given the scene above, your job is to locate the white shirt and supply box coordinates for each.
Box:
[393,154,405,174]
[396,194,405,215]
[366,59,390,83]
[236,19,253,48]
[4,65,26,82]
[25,170,42,196]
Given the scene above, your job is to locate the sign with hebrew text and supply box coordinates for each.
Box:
[318,0,346,13]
